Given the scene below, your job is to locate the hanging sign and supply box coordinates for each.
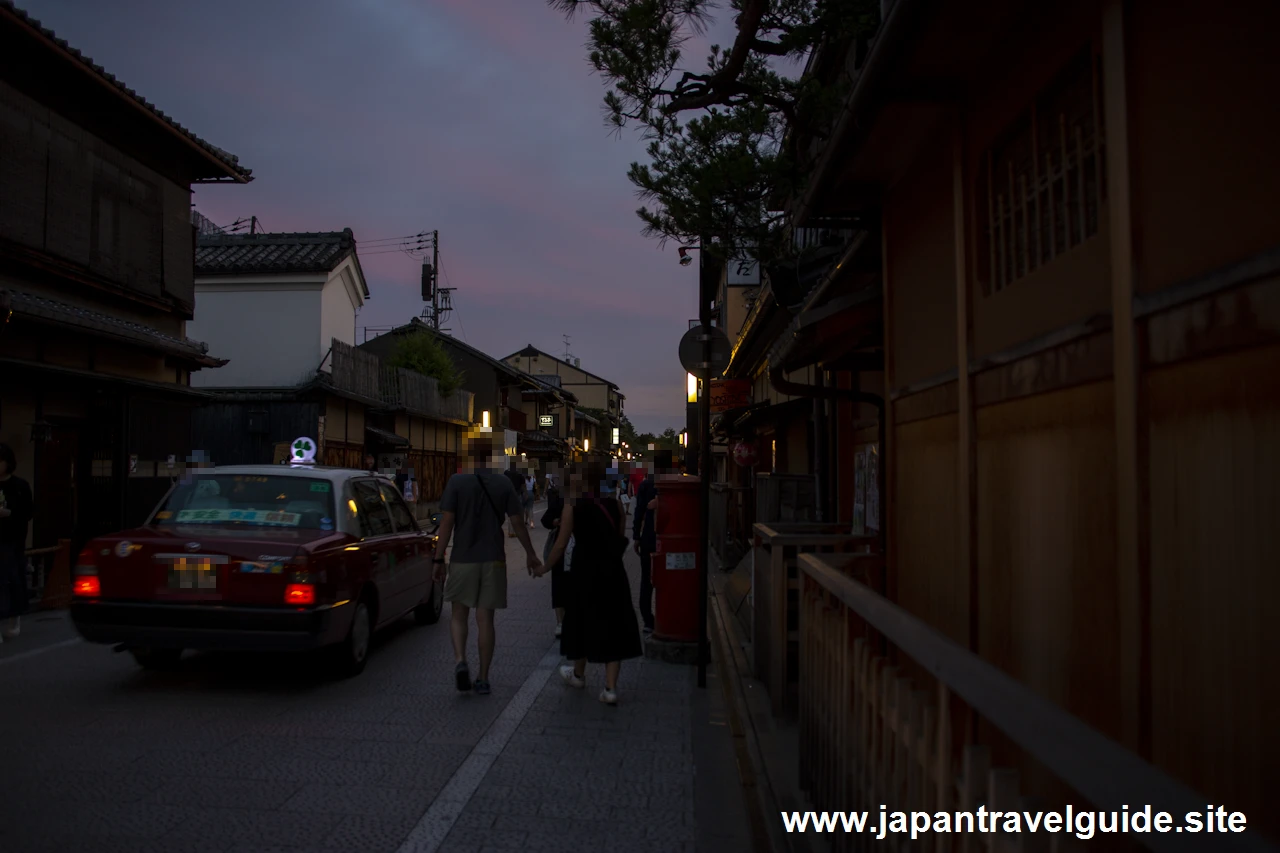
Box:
[710,380,751,413]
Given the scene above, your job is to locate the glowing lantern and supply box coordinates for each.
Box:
[731,439,759,468]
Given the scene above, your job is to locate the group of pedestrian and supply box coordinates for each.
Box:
[432,433,653,705]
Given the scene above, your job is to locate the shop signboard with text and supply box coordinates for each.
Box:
[710,380,751,413]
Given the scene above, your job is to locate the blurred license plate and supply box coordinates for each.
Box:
[166,557,218,590]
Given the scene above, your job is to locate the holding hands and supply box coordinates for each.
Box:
[528,552,546,577]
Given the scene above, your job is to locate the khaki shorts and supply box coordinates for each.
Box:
[443,561,508,610]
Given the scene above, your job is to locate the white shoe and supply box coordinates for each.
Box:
[559,664,585,688]
[1,618,17,640]
[599,688,618,705]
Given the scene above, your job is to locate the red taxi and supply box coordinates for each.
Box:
[69,458,442,677]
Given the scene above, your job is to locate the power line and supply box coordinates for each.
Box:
[358,235,431,247]
[360,248,429,257]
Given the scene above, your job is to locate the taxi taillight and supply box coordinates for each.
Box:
[74,576,101,597]
[284,583,315,605]
[73,547,100,597]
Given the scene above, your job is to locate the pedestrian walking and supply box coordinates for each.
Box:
[632,468,657,635]
[540,472,567,638]
[434,433,542,695]
[0,443,33,642]
[544,462,642,705]
[618,477,631,520]
[524,471,536,528]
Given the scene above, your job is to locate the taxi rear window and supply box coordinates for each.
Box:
[152,475,336,530]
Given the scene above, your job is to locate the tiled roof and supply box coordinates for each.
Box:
[4,288,225,365]
[1,1,250,182]
[502,345,620,391]
[371,320,527,382]
[196,230,359,277]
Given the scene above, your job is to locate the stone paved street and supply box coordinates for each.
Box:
[0,505,750,853]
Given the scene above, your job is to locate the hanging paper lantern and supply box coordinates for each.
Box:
[731,439,759,468]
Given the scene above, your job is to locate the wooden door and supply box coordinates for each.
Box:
[35,424,78,548]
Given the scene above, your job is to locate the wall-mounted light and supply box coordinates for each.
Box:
[481,410,491,429]
[687,373,697,403]
[583,438,590,453]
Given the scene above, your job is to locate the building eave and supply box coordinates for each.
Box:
[0,1,251,182]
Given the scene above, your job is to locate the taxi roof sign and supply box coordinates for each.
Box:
[291,437,317,464]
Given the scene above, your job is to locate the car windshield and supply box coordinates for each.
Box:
[151,474,336,530]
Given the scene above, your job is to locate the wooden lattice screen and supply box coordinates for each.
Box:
[979,47,1106,296]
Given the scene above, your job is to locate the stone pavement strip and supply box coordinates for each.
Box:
[0,502,752,853]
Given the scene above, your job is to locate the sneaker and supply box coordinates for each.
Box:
[599,688,618,705]
[559,664,585,688]
[554,624,562,638]
[473,680,491,696]
[2,617,18,640]
[455,661,472,692]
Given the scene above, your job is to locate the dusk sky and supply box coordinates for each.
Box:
[20,0,738,434]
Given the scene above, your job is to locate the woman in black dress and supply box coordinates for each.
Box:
[544,462,643,705]
[0,443,34,642]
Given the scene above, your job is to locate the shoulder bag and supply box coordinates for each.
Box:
[475,474,507,533]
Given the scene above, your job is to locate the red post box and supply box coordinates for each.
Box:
[651,475,701,642]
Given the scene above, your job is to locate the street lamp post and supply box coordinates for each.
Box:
[695,245,712,690]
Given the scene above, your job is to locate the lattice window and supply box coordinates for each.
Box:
[978,48,1106,296]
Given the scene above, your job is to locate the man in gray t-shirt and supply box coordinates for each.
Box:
[433,435,541,695]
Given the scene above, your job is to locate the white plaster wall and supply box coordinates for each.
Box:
[320,262,361,356]
[189,287,323,387]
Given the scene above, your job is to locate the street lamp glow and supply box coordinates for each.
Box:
[686,373,697,403]
[481,410,491,429]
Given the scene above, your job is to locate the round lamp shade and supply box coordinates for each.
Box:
[731,439,760,468]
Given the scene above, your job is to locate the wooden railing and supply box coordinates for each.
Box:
[797,552,1278,853]
[328,339,473,424]
[711,484,753,565]
[24,540,71,609]
[752,523,879,716]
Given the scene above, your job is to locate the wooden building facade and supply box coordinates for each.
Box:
[0,3,250,552]
[719,0,1279,845]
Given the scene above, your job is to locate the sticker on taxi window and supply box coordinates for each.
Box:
[175,508,302,526]
[309,482,331,493]
[155,511,172,520]
[238,561,285,574]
